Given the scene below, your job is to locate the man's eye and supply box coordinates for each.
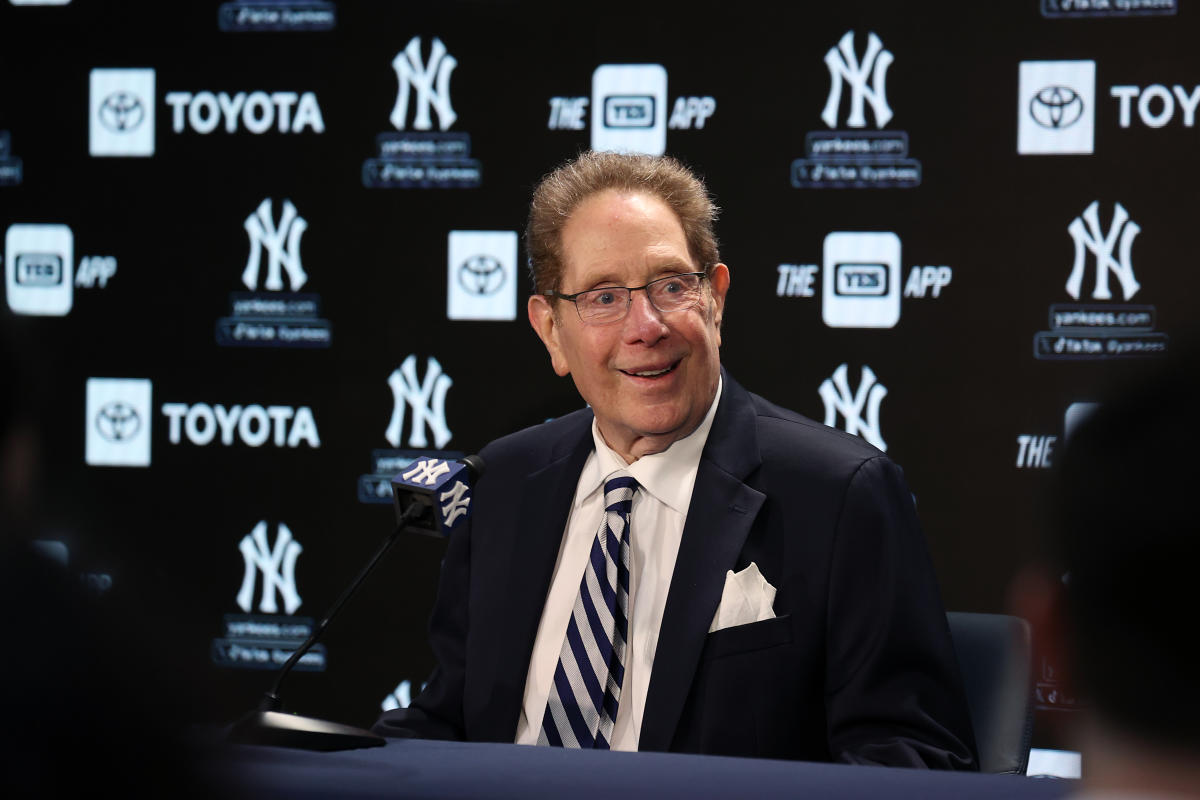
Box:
[662,280,683,294]
[593,291,617,306]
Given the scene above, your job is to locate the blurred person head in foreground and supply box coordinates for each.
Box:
[1012,348,1200,796]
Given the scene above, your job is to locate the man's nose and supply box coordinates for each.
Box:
[623,288,669,344]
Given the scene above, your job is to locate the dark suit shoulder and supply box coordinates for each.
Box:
[477,406,594,471]
[747,390,887,478]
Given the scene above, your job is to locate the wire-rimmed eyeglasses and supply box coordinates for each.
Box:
[544,272,708,324]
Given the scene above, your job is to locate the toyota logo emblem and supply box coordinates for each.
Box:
[458,255,506,296]
[1030,85,1085,130]
[99,91,146,133]
[95,401,142,442]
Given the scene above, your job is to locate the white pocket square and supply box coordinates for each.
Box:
[708,561,777,633]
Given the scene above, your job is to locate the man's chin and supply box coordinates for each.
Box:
[600,412,701,459]
[630,411,691,441]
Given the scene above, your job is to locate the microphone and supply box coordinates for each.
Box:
[228,454,485,752]
[391,453,485,537]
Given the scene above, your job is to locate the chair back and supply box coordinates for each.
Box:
[946,611,1034,774]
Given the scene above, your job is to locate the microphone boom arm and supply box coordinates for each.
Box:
[262,501,427,710]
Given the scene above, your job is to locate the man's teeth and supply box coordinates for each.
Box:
[632,366,672,377]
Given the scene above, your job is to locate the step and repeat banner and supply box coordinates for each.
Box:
[1,1,1194,742]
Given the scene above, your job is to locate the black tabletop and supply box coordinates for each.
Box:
[202,737,1074,799]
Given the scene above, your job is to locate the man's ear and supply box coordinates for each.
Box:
[708,263,730,344]
[528,294,570,377]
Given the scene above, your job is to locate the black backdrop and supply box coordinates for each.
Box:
[2,0,1195,748]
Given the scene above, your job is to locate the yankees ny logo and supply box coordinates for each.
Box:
[390,36,458,131]
[386,354,453,449]
[402,458,451,486]
[821,31,894,129]
[819,363,888,451]
[439,480,470,525]
[1065,201,1141,301]
[237,521,303,615]
[242,198,309,291]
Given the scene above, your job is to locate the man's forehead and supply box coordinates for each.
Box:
[562,244,694,285]
[560,190,693,279]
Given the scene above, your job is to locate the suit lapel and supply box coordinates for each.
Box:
[479,416,593,742]
[639,374,766,752]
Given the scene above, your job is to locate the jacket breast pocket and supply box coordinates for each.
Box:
[701,614,792,661]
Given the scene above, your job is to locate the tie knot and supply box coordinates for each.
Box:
[603,472,638,504]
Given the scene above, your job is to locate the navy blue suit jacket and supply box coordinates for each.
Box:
[375,372,977,768]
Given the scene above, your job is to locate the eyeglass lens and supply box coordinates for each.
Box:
[576,274,703,321]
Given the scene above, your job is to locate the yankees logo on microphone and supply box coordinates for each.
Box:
[391,456,481,537]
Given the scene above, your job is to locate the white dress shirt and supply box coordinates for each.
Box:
[514,378,722,750]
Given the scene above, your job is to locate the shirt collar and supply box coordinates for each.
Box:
[576,376,723,515]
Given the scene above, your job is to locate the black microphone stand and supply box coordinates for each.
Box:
[227,501,426,751]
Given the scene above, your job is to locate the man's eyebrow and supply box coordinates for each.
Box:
[650,261,695,276]
[577,274,624,290]
[571,259,694,291]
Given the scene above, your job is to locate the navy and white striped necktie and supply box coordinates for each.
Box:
[539,472,638,749]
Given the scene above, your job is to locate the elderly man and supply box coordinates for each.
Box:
[375,151,977,768]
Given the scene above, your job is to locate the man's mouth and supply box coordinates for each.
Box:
[620,361,679,378]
